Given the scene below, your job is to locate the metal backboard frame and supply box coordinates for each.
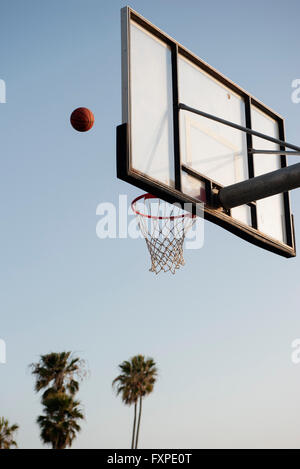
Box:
[117,6,296,258]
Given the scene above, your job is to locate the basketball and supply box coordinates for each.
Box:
[70,107,94,132]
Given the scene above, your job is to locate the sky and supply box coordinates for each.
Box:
[1,0,300,449]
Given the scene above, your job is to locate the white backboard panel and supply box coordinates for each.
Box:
[118,7,295,258]
[129,21,175,188]
[178,55,251,226]
[251,106,287,243]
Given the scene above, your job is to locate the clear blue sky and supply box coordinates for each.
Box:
[1,0,300,449]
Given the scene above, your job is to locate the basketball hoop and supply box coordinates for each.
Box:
[131,194,196,274]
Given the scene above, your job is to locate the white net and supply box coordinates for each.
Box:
[132,194,196,275]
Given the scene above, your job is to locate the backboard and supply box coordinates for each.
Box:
[117,6,296,258]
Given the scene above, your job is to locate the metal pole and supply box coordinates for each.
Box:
[218,162,300,209]
[179,103,300,152]
[250,150,300,156]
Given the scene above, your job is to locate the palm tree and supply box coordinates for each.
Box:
[112,358,139,449]
[37,393,84,449]
[30,352,85,399]
[0,417,19,449]
[31,351,86,449]
[113,355,157,449]
[134,356,157,449]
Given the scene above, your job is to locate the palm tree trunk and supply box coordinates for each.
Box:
[131,402,137,449]
[135,397,142,449]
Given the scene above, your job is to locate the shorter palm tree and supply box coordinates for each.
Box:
[31,351,86,449]
[37,392,84,449]
[0,417,19,449]
[31,352,85,398]
[113,355,157,449]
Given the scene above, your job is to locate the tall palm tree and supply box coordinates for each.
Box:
[134,356,157,449]
[112,358,139,449]
[113,355,157,449]
[0,417,19,449]
[31,351,86,449]
[37,393,84,449]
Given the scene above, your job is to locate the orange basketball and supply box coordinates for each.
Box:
[70,107,94,132]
